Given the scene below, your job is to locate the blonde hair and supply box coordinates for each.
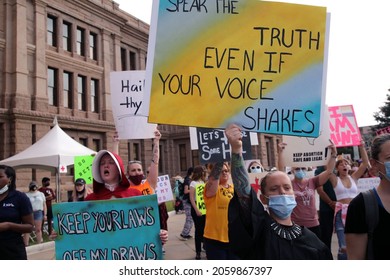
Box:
[71,185,92,201]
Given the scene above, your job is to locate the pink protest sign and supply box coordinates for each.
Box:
[328,105,362,147]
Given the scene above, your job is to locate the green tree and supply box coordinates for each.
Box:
[373,93,390,129]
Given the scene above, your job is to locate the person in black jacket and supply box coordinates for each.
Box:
[345,133,390,259]
[315,165,336,249]
[225,124,333,260]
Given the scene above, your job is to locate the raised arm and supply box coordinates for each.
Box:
[277,142,287,171]
[351,140,370,181]
[205,162,224,198]
[225,124,251,198]
[225,124,253,234]
[112,130,119,155]
[147,128,161,190]
[317,141,338,186]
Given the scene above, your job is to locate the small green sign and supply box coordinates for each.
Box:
[74,155,94,184]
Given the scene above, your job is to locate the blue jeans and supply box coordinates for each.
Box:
[335,210,347,260]
[33,210,44,220]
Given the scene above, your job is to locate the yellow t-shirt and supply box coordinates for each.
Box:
[203,184,234,243]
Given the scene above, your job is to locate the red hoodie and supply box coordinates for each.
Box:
[86,150,141,201]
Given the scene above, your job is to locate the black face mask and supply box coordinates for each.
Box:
[76,188,85,195]
[129,174,144,185]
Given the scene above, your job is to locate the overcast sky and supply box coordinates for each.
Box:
[115,0,389,127]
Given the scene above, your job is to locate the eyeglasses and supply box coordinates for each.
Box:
[221,169,230,173]
[250,166,265,172]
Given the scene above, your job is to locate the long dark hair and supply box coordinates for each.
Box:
[0,165,16,191]
[191,165,206,182]
[371,133,390,160]
[186,167,194,177]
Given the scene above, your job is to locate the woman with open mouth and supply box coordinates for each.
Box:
[328,141,370,260]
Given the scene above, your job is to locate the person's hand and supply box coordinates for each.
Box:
[278,142,287,153]
[328,201,336,210]
[112,130,120,154]
[225,124,242,153]
[49,229,58,240]
[160,229,168,245]
[154,129,161,141]
[327,140,337,156]
[113,131,119,143]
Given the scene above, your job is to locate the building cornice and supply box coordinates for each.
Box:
[45,0,149,40]
[45,50,104,75]
[6,109,115,131]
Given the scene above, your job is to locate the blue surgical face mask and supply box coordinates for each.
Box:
[265,194,297,220]
[376,160,390,181]
[384,161,390,178]
[294,169,306,179]
[250,165,264,173]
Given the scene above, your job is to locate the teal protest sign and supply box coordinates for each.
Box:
[52,194,162,260]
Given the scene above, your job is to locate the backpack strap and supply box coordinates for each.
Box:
[362,189,379,260]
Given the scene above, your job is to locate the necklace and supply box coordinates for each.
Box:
[270,221,303,240]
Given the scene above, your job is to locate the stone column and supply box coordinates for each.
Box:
[33,1,49,111]
[4,0,29,109]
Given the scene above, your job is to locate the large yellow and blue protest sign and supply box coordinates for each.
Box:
[146,0,328,137]
[52,195,162,260]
